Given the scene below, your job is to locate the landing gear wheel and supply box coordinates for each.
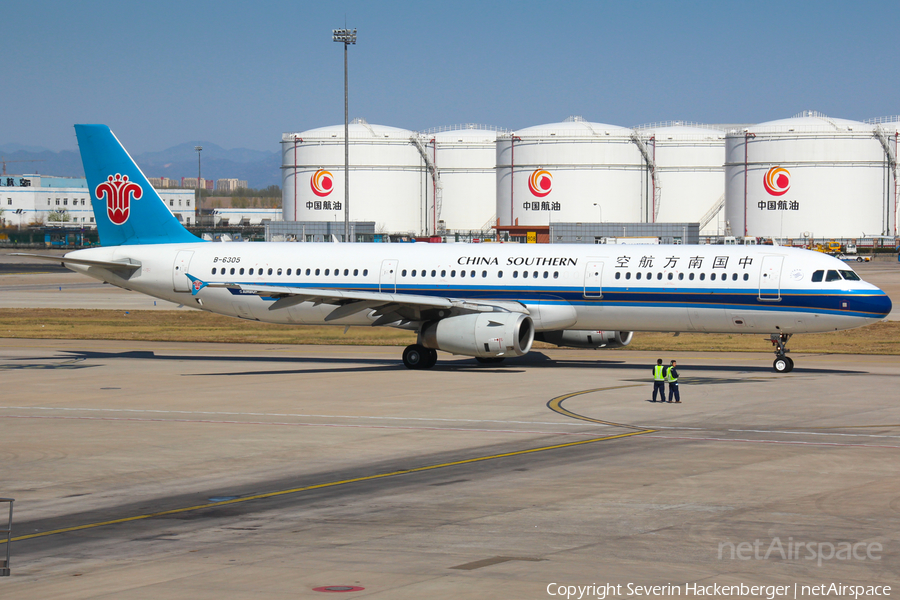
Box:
[857,257,864,262]
[475,357,505,364]
[402,344,429,370]
[773,355,794,373]
[423,348,438,369]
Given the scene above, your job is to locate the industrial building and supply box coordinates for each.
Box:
[1,175,194,228]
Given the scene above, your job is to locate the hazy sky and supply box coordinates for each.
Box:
[6,0,899,153]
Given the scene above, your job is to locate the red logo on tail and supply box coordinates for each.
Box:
[95,174,143,225]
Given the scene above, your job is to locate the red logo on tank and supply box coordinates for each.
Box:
[95,174,143,225]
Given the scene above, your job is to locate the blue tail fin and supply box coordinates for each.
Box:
[75,124,203,246]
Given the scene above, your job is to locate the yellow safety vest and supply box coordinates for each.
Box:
[666,366,678,383]
[653,365,665,381]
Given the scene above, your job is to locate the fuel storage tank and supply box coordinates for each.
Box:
[496,116,646,227]
[282,119,425,234]
[724,111,895,239]
[420,125,503,234]
[633,123,726,234]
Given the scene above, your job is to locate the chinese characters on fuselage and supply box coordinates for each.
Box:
[615,255,754,269]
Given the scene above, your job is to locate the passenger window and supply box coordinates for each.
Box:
[826,270,842,282]
[700,273,706,281]
[667,273,673,280]
[315,269,320,275]
[344,269,349,276]
[743,273,749,281]
[402,270,407,277]
[471,271,476,278]
[411,270,416,277]
[286,268,291,275]
[354,269,358,276]
[646,272,651,280]
[543,271,548,279]
[625,272,631,280]
[711,273,716,281]
[840,270,860,281]
[482,271,487,278]
[431,270,436,277]
[441,270,446,277]
[277,268,282,276]
[513,271,518,278]
[451,270,456,277]
[636,273,642,280]
[498,271,503,278]
[689,273,694,280]
[268,268,273,275]
[678,273,683,280]
[363,269,368,276]
[657,273,662,280]
[325,269,330,276]
[230,268,235,275]
[239,268,244,275]
[460,270,466,278]
[523,271,528,279]
[811,270,824,282]
[306,268,311,275]
[732,273,738,281]
[220,268,226,275]
[615,272,621,280]
[249,268,255,275]
[210,267,216,275]
[533,271,538,278]
[554,272,558,279]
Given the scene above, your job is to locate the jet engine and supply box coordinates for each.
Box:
[421,313,534,358]
[535,330,633,349]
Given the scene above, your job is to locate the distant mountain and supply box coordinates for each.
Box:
[0,143,51,153]
[0,143,281,189]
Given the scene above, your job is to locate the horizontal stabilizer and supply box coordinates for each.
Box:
[8,253,141,274]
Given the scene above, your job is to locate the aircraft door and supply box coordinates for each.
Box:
[758,255,783,301]
[379,259,398,293]
[173,250,194,292]
[583,261,604,298]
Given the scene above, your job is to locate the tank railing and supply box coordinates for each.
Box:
[866,116,900,125]
[419,124,510,135]
[699,193,726,230]
[633,121,725,131]
[791,110,830,119]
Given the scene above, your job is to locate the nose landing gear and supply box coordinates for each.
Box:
[770,333,794,373]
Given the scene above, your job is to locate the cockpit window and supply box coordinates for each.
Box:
[840,270,861,281]
[825,270,842,282]
[811,270,823,282]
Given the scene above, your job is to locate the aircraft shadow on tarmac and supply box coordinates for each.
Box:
[51,349,868,376]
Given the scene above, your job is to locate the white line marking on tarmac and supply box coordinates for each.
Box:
[646,435,900,449]
[728,428,900,439]
[0,414,605,437]
[0,406,606,427]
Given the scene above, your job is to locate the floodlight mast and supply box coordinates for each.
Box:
[333,28,356,242]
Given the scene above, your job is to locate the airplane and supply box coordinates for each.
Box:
[13,125,893,373]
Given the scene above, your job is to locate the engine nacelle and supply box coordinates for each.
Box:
[535,330,633,349]
[421,313,534,358]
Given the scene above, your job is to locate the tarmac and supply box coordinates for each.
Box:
[0,253,899,599]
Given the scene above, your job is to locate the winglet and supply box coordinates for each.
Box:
[185,273,208,296]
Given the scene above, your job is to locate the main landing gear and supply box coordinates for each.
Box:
[402,344,438,370]
[770,333,794,373]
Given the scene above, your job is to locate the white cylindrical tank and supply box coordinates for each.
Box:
[282,120,425,234]
[867,116,900,237]
[423,125,502,233]
[725,112,894,239]
[496,117,645,227]
[634,123,726,234]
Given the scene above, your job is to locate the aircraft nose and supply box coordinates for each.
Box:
[864,291,893,319]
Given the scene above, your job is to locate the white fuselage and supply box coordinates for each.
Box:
[63,242,891,335]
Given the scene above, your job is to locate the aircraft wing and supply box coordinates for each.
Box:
[187,275,527,325]
[8,253,141,274]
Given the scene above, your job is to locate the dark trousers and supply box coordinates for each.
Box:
[668,383,680,402]
[652,381,666,402]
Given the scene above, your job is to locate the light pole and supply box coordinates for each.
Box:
[333,27,356,242]
[195,146,203,227]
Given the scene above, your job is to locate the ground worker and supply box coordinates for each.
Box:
[651,358,666,402]
[666,360,681,403]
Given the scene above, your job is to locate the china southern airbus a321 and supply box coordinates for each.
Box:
[15,125,893,372]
